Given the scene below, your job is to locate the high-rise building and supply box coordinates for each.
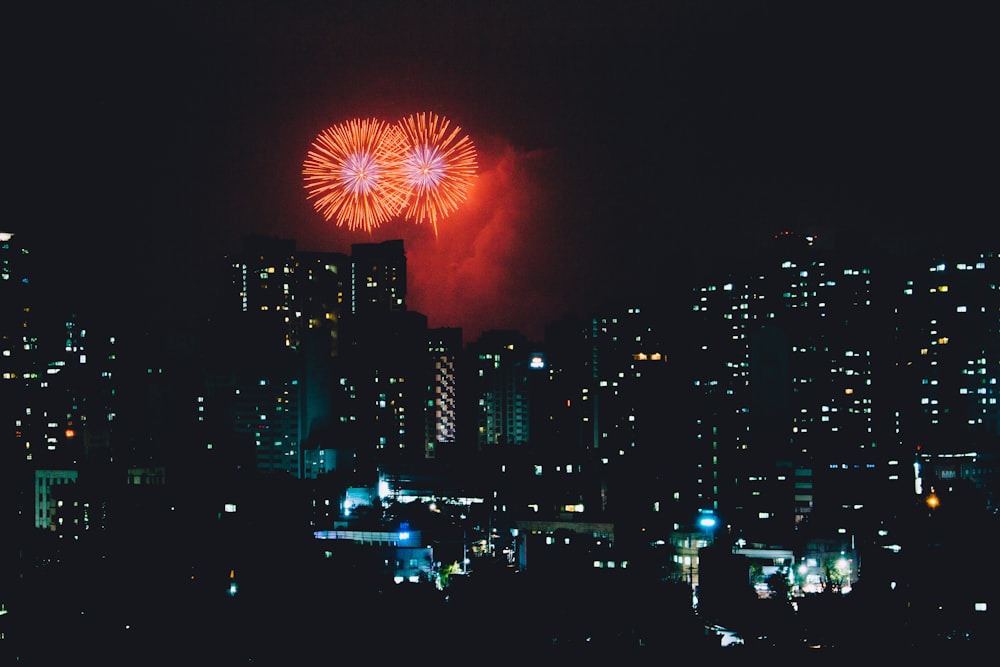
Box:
[0,231,124,571]
[0,232,119,471]
[350,239,406,316]
[893,251,1000,509]
[466,329,534,448]
[1,231,37,476]
[218,236,352,477]
[689,232,901,546]
[535,307,698,546]
[298,239,433,486]
[687,234,1000,558]
[227,235,350,353]
[231,358,302,477]
[215,236,439,484]
[230,235,298,349]
[428,327,462,453]
[339,310,433,484]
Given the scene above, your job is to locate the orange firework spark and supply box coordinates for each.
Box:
[395,112,478,236]
[303,118,410,233]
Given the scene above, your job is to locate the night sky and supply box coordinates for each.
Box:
[11,1,998,342]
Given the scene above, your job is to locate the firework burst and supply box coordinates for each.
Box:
[302,118,410,233]
[395,112,478,236]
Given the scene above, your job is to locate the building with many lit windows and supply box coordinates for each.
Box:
[227,234,350,354]
[350,239,407,316]
[336,309,433,483]
[688,234,999,555]
[689,232,904,548]
[894,250,1000,510]
[466,329,534,448]
[220,236,357,477]
[231,366,302,476]
[428,327,462,454]
[1,232,119,471]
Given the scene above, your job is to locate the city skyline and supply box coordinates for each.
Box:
[3,225,996,657]
[11,1,999,342]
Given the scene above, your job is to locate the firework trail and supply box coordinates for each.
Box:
[395,112,478,236]
[303,118,410,233]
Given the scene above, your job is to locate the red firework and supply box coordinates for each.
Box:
[395,112,478,236]
[302,118,410,233]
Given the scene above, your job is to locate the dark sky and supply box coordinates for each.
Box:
[10,1,998,342]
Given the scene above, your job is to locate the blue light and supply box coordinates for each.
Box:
[697,510,718,530]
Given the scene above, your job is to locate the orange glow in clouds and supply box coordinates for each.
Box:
[403,138,593,342]
[301,129,593,342]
